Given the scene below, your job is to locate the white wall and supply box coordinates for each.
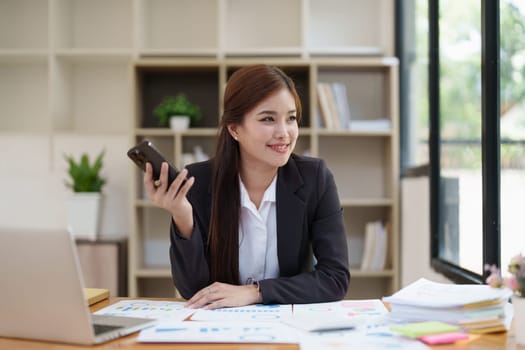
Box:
[401,175,452,286]
[0,134,130,239]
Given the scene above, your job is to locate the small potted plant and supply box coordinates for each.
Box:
[64,150,106,240]
[153,94,201,130]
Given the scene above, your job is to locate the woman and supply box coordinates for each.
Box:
[144,64,349,309]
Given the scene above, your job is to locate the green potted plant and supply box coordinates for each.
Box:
[64,150,106,240]
[153,94,202,130]
[64,151,106,192]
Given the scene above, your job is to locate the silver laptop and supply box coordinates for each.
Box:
[0,228,156,345]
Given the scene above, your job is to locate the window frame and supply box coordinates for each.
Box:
[428,0,501,283]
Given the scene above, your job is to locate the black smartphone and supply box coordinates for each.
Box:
[127,140,179,187]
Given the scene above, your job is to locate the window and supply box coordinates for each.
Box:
[398,0,430,169]
[426,0,525,282]
[500,0,525,272]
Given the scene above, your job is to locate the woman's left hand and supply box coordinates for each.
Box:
[185,282,262,309]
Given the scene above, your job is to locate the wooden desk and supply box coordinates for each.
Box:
[0,298,521,349]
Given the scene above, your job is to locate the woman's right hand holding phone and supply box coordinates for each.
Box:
[144,162,195,239]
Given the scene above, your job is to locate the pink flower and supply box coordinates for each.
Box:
[484,264,503,288]
[504,276,520,292]
[485,257,525,297]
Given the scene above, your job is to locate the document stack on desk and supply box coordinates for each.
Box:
[382,278,513,334]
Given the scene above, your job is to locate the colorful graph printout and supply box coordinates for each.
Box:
[282,300,389,332]
[94,300,194,321]
[293,299,388,318]
[190,304,293,322]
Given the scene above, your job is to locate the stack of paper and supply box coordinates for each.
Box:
[382,278,513,333]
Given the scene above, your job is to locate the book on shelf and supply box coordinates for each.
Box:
[323,83,341,129]
[331,82,351,129]
[317,83,334,129]
[382,278,514,334]
[316,82,352,130]
[316,82,335,129]
[360,221,387,270]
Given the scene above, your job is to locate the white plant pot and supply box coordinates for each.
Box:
[169,115,191,131]
[513,295,525,346]
[66,192,102,241]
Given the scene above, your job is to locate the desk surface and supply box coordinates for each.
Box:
[0,298,521,349]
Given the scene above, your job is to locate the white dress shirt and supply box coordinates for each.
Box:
[238,175,280,285]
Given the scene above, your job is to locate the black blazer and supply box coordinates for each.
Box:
[169,154,350,304]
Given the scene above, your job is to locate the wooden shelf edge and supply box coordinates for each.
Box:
[340,198,393,207]
[134,128,218,136]
[134,268,172,278]
[350,269,395,277]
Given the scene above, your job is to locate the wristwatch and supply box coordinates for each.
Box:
[246,277,260,294]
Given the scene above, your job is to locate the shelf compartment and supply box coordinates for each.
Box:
[0,0,48,50]
[137,277,177,297]
[307,0,393,56]
[319,136,392,199]
[224,0,302,54]
[140,0,218,53]
[51,58,130,134]
[53,0,133,50]
[136,65,220,129]
[180,135,216,169]
[136,206,172,268]
[317,65,391,123]
[344,206,392,269]
[345,276,393,300]
[350,270,395,277]
[0,61,49,132]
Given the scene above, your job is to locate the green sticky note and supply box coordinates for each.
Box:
[391,321,461,338]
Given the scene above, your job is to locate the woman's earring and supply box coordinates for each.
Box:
[234,136,238,141]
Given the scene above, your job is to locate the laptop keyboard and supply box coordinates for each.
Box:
[93,323,123,335]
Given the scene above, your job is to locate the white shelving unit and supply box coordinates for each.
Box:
[0,0,398,300]
[130,57,399,300]
[307,0,394,56]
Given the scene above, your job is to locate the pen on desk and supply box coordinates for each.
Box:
[311,326,356,333]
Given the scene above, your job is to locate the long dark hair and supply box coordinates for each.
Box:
[209,65,302,284]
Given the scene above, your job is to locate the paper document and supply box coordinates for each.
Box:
[138,321,299,343]
[94,300,194,321]
[298,326,430,350]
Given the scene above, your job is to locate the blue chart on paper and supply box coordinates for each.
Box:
[191,304,292,322]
